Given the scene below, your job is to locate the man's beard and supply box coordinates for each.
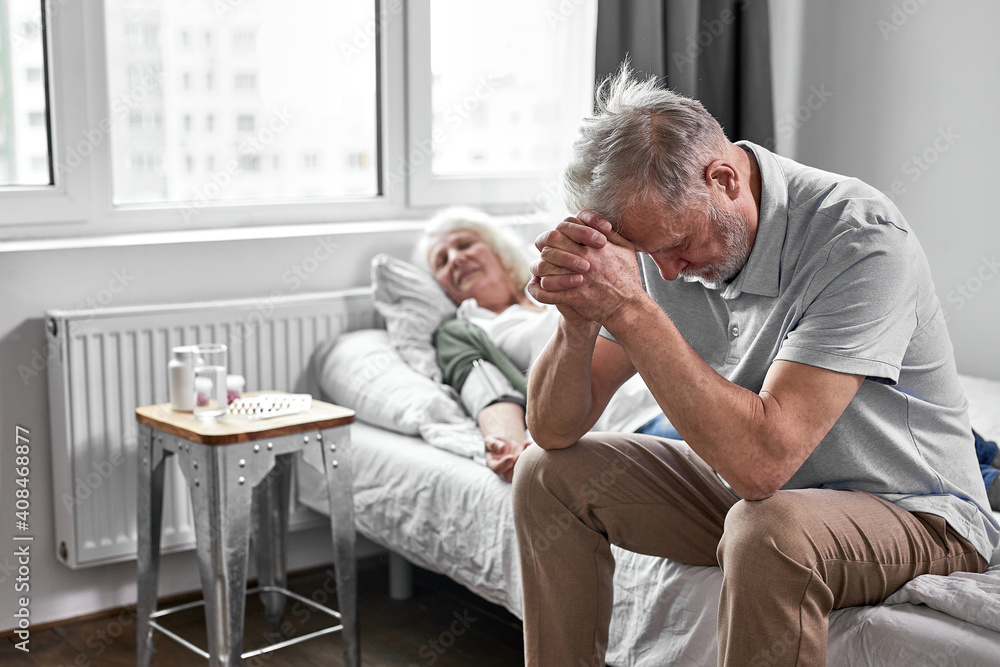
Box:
[679,201,753,289]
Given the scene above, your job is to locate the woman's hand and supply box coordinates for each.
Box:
[484,436,533,483]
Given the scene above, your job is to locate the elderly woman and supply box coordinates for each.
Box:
[415,207,674,482]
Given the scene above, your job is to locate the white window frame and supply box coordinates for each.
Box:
[0,0,409,239]
[0,0,573,241]
[405,0,555,209]
[0,0,92,229]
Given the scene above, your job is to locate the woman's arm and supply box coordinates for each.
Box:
[435,319,532,481]
[478,401,531,482]
[478,400,528,445]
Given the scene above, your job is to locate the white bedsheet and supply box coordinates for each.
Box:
[883,566,1000,632]
[299,421,1000,666]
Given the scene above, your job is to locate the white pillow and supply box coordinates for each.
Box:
[319,329,467,435]
[371,253,457,382]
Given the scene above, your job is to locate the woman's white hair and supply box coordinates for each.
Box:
[413,206,531,291]
[564,61,730,225]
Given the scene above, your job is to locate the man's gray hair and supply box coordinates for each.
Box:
[564,62,730,223]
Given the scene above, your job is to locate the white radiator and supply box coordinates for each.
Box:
[46,289,376,568]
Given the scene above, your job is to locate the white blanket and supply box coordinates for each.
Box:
[883,565,1000,633]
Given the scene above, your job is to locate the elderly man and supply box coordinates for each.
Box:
[515,66,999,666]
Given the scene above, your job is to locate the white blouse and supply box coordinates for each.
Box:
[455,297,663,434]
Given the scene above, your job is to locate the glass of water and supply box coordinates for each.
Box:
[193,344,228,421]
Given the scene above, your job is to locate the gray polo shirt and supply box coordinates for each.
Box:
[616,141,999,565]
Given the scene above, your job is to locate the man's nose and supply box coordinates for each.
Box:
[653,252,687,281]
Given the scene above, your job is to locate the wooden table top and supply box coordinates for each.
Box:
[135,396,354,446]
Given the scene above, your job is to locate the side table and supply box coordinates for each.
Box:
[135,397,359,667]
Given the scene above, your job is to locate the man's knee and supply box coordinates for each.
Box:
[513,441,547,499]
[512,445,584,548]
[718,493,818,569]
[512,439,609,519]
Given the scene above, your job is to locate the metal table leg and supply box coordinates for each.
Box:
[183,441,270,667]
[136,424,167,667]
[252,453,292,633]
[320,426,359,667]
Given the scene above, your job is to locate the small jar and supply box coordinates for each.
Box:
[168,346,196,411]
[226,374,246,405]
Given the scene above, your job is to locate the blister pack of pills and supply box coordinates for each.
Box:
[228,394,312,420]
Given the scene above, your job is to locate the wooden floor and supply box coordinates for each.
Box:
[0,555,525,666]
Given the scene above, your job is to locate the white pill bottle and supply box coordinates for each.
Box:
[168,345,197,411]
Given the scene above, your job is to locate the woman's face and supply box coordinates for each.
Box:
[428,229,517,311]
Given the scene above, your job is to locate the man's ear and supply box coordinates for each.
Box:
[705,159,740,201]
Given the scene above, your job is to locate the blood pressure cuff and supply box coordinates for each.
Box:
[434,319,527,418]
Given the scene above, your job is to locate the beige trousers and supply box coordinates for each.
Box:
[512,433,987,667]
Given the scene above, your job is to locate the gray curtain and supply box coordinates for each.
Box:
[595,0,775,147]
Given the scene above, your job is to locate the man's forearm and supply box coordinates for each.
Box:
[605,299,806,500]
[526,318,604,449]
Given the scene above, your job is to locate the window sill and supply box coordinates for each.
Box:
[0,211,554,254]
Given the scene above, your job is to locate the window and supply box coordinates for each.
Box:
[234,73,257,92]
[127,23,159,49]
[102,0,379,207]
[1,1,595,235]
[0,0,51,186]
[129,109,163,131]
[233,30,256,53]
[406,0,598,206]
[238,154,260,172]
[131,152,163,173]
[236,114,255,133]
[128,65,149,89]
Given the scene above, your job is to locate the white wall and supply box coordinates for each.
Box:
[770,0,1000,380]
[2,0,999,637]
